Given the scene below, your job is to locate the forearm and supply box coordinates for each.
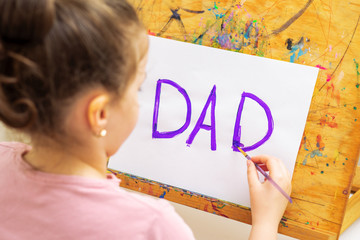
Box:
[249,224,278,240]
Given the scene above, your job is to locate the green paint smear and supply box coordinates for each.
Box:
[321,171,324,174]
[354,107,357,110]
[280,221,287,227]
[355,59,360,87]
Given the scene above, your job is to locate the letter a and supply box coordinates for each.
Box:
[186,85,217,151]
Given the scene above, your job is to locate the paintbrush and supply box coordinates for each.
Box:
[237,147,293,204]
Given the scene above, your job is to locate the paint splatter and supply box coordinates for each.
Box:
[316,135,325,150]
[159,191,167,198]
[285,38,293,50]
[325,83,341,106]
[302,135,326,165]
[287,37,310,63]
[208,2,225,19]
[355,59,359,88]
[194,6,269,57]
[280,221,288,227]
[326,74,332,82]
[315,65,327,70]
[301,136,309,151]
[319,114,338,128]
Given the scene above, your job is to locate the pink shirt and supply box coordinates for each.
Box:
[0,142,195,240]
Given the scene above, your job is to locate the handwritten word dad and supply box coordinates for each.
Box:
[152,79,274,152]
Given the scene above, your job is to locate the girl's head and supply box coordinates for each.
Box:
[0,0,147,155]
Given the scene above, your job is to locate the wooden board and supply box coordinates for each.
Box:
[351,166,360,192]
[340,189,360,234]
[109,0,360,239]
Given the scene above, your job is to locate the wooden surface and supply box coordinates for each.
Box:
[109,0,360,239]
[351,166,360,192]
[340,190,360,234]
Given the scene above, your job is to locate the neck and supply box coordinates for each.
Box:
[23,137,108,179]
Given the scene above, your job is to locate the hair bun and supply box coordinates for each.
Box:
[0,0,55,44]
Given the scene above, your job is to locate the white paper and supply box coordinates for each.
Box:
[109,36,319,207]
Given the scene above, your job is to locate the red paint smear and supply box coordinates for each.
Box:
[315,65,327,70]
[326,74,332,82]
[211,202,229,218]
[316,135,325,150]
[300,136,306,151]
[326,83,341,105]
[311,171,315,175]
[320,115,338,128]
[147,30,156,36]
[204,204,208,212]
[148,186,153,195]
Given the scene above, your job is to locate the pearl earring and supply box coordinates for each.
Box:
[99,129,107,137]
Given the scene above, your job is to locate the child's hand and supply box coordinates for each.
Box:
[247,155,292,240]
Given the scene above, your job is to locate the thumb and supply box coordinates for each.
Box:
[247,160,260,188]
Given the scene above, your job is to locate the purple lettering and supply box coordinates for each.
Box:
[186,85,217,151]
[232,92,274,152]
[152,79,192,138]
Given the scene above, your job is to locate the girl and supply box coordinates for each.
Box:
[0,0,291,239]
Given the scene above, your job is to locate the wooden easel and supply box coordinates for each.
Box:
[109,0,360,239]
[341,167,360,234]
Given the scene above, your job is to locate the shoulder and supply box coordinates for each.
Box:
[91,185,195,239]
[120,190,195,239]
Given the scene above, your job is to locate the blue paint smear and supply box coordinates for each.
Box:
[159,191,167,198]
[244,22,253,39]
[302,150,323,165]
[290,53,296,63]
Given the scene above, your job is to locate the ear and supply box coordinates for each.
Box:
[87,94,110,137]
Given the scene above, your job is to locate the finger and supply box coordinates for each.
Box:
[251,155,289,180]
[275,157,291,181]
[251,155,279,174]
[247,160,260,188]
[257,163,269,172]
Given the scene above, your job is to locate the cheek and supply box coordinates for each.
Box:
[128,99,140,131]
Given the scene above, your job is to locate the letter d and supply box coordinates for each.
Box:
[152,79,192,138]
[232,92,274,152]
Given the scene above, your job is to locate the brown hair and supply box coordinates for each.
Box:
[0,0,144,138]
